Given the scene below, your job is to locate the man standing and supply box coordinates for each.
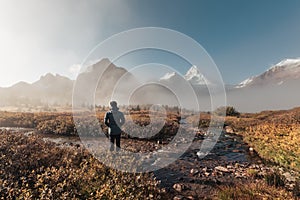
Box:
[104,101,125,151]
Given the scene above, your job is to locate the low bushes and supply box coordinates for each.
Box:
[0,131,168,199]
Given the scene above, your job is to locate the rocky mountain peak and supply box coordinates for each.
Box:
[237,58,300,88]
[184,65,207,85]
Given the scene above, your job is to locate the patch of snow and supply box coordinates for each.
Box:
[160,72,176,80]
[236,58,300,88]
[268,58,300,72]
[184,65,208,85]
[277,81,284,85]
[236,76,255,88]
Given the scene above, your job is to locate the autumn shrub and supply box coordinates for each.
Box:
[0,109,182,139]
[264,170,285,187]
[0,130,168,199]
[123,120,179,141]
[217,180,295,200]
[214,106,240,117]
[0,111,35,128]
[243,123,300,171]
[223,107,300,172]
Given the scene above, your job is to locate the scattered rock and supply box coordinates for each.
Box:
[283,172,296,182]
[224,126,234,133]
[226,165,233,169]
[24,131,34,136]
[235,172,242,178]
[190,168,199,175]
[173,183,183,192]
[287,183,295,190]
[249,147,254,152]
[173,195,184,200]
[278,167,284,172]
[187,196,195,200]
[204,172,210,177]
[215,166,229,173]
[196,151,208,158]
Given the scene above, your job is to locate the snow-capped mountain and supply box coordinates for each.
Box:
[227,58,300,112]
[160,65,208,85]
[236,77,255,88]
[2,57,300,112]
[160,72,178,81]
[184,65,208,85]
[237,58,300,88]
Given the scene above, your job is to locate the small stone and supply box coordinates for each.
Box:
[287,183,295,190]
[173,183,182,192]
[173,195,184,200]
[249,147,254,151]
[225,126,234,133]
[283,172,296,182]
[196,151,208,158]
[278,167,284,172]
[190,168,199,175]
[215,166,229,173]
[235,172,244,178]
[204,172,210,177]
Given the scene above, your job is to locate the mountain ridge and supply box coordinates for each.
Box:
[237,58,300,88]
[0,58,133,107]
[3,57,300,89]
[1,57,300,112]
[159,65,208,86]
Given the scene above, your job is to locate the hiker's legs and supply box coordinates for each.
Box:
[116,135,121,151]
[110,135,115,151]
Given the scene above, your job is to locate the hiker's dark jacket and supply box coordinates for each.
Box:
[104,108,125,135]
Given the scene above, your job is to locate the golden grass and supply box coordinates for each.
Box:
[217,180,295,200]
[243,123,300,171]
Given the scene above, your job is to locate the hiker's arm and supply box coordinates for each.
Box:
[104,113,110,127]
[120,113,125,126]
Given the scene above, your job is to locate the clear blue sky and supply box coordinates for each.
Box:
[0,0,300,86]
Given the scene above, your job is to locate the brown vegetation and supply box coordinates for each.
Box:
[0,130,168,199]
[224,107,300,172]
[1,106,300,199]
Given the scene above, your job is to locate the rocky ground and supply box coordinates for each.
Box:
[37,128,299,199]
[152,132,298,199]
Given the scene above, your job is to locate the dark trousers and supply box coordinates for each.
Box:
[110,134,121,151]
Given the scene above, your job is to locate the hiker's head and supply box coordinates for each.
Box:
[110,101,118,109]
